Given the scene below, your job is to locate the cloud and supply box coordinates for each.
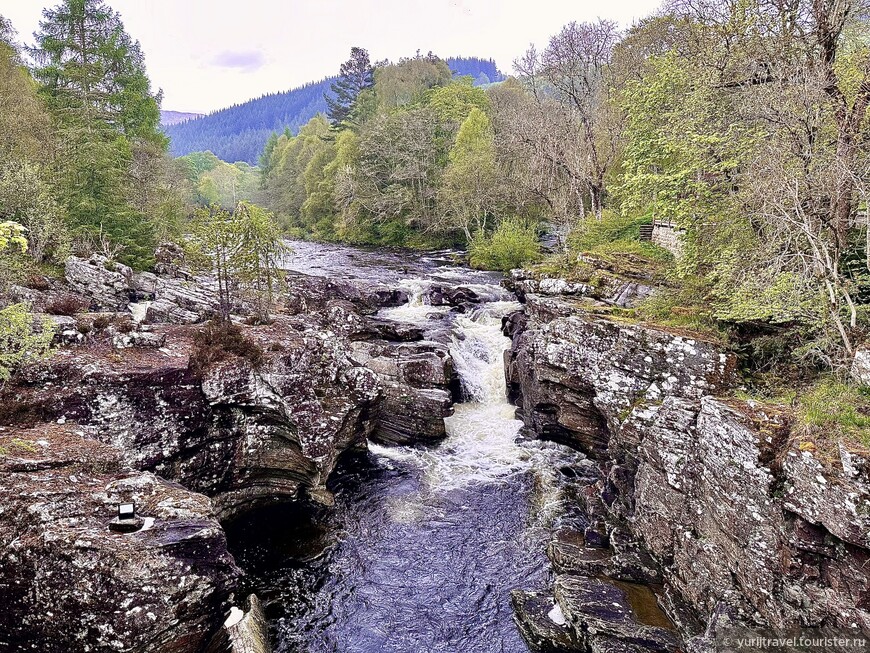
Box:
[210,50,267,72]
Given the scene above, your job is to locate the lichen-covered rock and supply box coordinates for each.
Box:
[0,424,239,653]
[144,276,221,324]
[65,255,134,311]
[0,317,382,520]
[507,295,870,639]
[507,296,734,455]
[506,269,654,308]
[553,576,680,653]
[284,271,408,316]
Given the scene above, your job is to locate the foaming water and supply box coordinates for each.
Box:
[227,244,591,653]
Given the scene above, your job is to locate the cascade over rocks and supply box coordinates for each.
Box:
[505,285,870,650]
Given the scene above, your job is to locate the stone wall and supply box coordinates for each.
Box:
[651,222,686,257]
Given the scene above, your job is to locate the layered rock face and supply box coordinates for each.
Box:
[506,293,870,647]
[0,316,380,520]
[0,424,239,653]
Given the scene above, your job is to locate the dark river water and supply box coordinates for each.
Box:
[225,242,593,653]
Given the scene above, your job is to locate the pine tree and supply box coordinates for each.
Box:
[30,0,166,268]
[325,47,374,126]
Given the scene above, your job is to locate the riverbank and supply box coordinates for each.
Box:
[0,240,867,652]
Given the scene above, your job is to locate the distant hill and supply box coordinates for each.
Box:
[164,56,506,165]
[160,110,204,126]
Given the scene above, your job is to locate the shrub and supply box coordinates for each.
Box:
[45,295,88,316]
[468,217,542,272]
[115,318,134,334]
[0,303,53,383]
[189,320,264,376]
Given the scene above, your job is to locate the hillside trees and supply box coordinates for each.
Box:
[515,20,624,219]
[440,107,498,239]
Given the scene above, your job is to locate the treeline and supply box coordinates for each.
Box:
[260,2,870,368]
[0,2,189,271]
[165,57,505,164]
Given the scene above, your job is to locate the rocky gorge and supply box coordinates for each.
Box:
[0,242,867,652]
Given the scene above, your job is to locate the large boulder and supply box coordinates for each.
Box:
[65,255,134,311]
[0,424,239,652]
[351,339,455,444]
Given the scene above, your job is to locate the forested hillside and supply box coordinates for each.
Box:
[165,56,504,163]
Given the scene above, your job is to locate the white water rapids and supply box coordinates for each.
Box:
[227,243,594,653]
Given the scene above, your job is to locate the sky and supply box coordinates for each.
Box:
[3,0,664,114]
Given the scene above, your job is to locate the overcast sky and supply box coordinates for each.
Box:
[4,0,663,114]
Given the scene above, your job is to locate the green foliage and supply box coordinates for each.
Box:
[636,276,722,338]
[567,212,673,275]
[24,0,174,269]
[0,220,27,253]
[0,303,53,383]
[190,201,287,321]
[469,217,541,271]
[440,107,498,239]
[0,161,68,263]
[425,81,490,123]
[797,378,870,449]
[374,53,453,110]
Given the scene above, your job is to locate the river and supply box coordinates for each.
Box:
[225,241,593,653]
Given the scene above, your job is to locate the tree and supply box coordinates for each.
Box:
[192,202,287,322]
[233,202,288,322]
[30,0,166,268]
[326,47,374,126]
[516,20,624,218]
[0,161,69,263]
[374,53,453,110]
[440,108,498,240]
[30,0,163,142]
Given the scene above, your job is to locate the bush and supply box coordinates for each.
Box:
[0,303,53,383]
[45,294,88,316]
[468,217,542,272]
[189,320,264,376]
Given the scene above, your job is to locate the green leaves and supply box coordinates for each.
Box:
[0,303,54,384]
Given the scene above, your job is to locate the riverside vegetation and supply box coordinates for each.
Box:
[3,0,870,461]
[0,0,869,651]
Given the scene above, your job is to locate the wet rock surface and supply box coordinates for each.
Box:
[1,240,500,651]
[506,287,870,649]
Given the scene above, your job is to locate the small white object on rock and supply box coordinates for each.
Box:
[547,604,567,626]
[224,606,244,628]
